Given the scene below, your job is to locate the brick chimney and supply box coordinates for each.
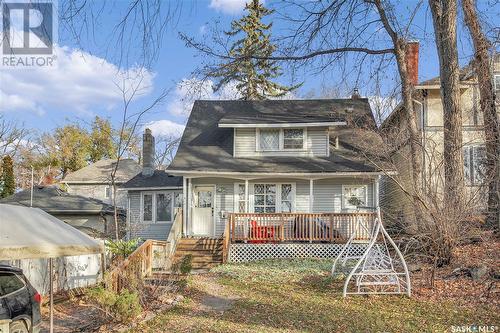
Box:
[142,128,155,177]
[351,87,361,99]
[406,41,419,86]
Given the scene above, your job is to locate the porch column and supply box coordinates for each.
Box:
[188,178,192,235]
[374,175,381,208]
[182,177,187,236]
[244,179,249,213]
[309,179,314,213]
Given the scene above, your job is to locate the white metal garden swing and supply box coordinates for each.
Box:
[331,207,411,297]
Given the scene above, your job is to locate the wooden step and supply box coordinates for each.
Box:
[176,243,223,251]
[178,238,223,245]
[174,255,222,263]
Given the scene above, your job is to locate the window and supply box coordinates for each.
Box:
[259,129,280,151]
[464,145,487,186]
[143,194,153,222]
[343,185,367,210]
[0,272,25,297]
[105,186,111,199]
[254,184,276,213]
[252,183,294,213]
[281,184,293,212]
[494,74,500,97]
[236,184,246,213]
[156,193,172,222]
[258,128,305,151]
[283,129,304,149]
[142,191,181,223]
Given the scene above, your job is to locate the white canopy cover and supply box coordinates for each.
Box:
[0,204,104,260]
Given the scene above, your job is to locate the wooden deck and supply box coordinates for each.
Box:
[225,212,376,243]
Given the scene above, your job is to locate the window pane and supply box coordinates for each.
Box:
[254,184,264,194]
[255,206,264,213]
[265,206,276,213]
[255,195,265,205]
[266,194,276,205]
[156,193,172,222]
[260,129,279,150]
[0,273,24,296]
[463,146,471,184]
[282,201,292,212]
[197,191,212,208]
[266,184,276,194]
[473,146,487,184]
[283,129,303,149]
[174,192,183,207]
[282,184,292,201]
[143,194,153,221]
[344,186,366,208]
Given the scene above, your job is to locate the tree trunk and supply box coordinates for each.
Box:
[462,0,500,229]
[429,0,465,209]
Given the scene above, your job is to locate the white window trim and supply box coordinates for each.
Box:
[141,191,182,224]
[256,128,307,152]
[104,185,111,199]
[463,144,486,187]
[248,182,296,213]
[342,185,368,210]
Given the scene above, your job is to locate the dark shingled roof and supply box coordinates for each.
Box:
[418,63,475,86]
[121,170,183,189]
[218,99,349,124]
[0,186,121,214]
[168,99,391,174]
[63,158,141,183]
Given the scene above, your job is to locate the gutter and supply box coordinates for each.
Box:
[166,170,397,178]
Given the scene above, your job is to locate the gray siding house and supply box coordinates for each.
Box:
[167,99,391,239]
[63,158,141,209]
[0,186,125,238]
[122,129,183,241]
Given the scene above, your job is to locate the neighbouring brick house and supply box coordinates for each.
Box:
[62,158,141,209]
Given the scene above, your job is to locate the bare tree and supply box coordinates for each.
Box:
[154,136,180,170]
[462,0,500,229]
[109,71,170,240]
[429,0,465,209]
[0,115,30,157]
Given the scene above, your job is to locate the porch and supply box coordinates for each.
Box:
[222,211,377,263]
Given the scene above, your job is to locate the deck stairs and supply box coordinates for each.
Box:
[173,238,223,270]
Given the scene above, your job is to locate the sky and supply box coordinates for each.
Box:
[0,0,498,140]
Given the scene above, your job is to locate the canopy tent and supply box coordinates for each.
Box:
[0,204,104,333]
[0,204,103,260]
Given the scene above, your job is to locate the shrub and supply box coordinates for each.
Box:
[87,286,142,323]
[105,238,140,258]
[172,254,192,275]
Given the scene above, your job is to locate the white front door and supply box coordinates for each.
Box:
[192,186,214,236]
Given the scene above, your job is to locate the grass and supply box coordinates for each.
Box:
[129,259,499,333]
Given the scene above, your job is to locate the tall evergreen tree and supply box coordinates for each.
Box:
[211,0,299,100]
[0,155,15,198]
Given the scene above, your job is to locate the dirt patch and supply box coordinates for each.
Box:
[40,300,104,333]
[191,274,239,313]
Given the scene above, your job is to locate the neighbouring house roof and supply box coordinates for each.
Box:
[416,63,476,87]
[63,158,141,184]
[0,186,123,215]
[121,170,183,190]
[168,99,392,175]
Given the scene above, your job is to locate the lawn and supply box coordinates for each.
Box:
[129,259,499,333]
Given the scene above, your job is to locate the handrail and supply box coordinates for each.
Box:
[165,208,183,260]
[108,239,167,292]
[222,214,232,263]
[227,212,377,244]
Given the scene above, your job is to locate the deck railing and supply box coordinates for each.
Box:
[227,212,377,244]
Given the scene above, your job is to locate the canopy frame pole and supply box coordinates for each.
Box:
[49,257,54,333]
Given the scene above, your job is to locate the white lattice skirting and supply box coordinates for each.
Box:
[228,243,368,263]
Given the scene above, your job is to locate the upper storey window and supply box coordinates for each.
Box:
[258,128,305,151]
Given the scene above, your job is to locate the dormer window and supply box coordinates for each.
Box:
[258,128,305,151]
[283,129,304,149]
